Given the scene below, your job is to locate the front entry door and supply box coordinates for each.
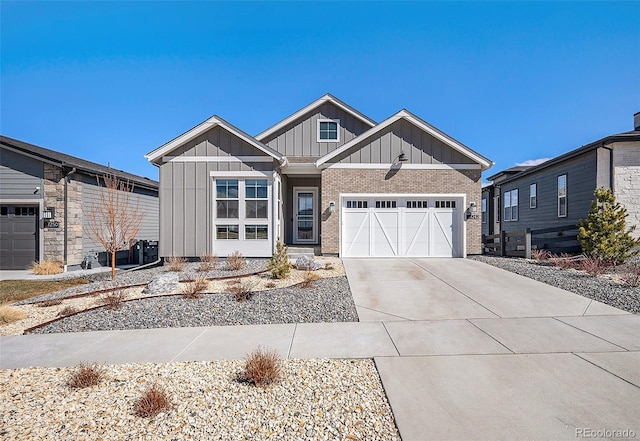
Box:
[293,187,318,244]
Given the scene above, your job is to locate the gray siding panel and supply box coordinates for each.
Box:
[159,125,277,257]
[81,181,159,256]
[330,120,476,165]
[500,151,598,233]
[262,102,370,158]
[0,148,44,200]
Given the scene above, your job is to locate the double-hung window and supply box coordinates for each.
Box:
[503,189,518,221]
[530,183,537,209]
[558,175,567,217]
[245,179,268,219]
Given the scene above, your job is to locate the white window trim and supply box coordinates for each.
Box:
[317,119,340,143]
[558,175,567,218]
[530,183,537,209]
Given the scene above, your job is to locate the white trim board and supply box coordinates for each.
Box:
[316,109,492,170]
[322,163,482,170]
[209,170,276,178]
[163,156,274,163]
[255,94,376,141]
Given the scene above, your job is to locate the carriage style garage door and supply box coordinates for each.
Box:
[341,197,463,258]
[0,205,39,270]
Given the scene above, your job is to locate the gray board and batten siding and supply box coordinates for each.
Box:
[328,119,477,165]
[261,102,372,159]
[0,147,44,200]
[159,126,277,258]
[80,174,159,257]
[499,149,598,234]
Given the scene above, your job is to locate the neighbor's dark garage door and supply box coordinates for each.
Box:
[0,205,39,270]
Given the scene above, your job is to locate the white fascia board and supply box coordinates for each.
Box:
[209,170,276,178]
[339,192,467,198]
[146,117,283,164]
[255,94,376,141]
[321,163,481,170]
[316,110,492,170]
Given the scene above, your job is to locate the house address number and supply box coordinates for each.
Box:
[47,221,60,228]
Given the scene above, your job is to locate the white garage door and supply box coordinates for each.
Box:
[341,197,462,258]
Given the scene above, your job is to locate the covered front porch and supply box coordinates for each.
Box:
[279,174,322,248]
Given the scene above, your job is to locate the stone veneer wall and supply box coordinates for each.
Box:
[42,164,83,265]
[613,142,640,239]
[320,167,482,255]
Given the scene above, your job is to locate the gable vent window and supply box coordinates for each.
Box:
[407,201,429,209]
[346,200,368,209]
[435,200,456,209]
[375,200,397,209]
[317,119,340,142]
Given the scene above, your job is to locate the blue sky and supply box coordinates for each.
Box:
[1,1,638,181]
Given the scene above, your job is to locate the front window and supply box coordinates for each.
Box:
[245,179,268,219]
[216,225,239,240]
[216,179,239,219]
[558,175,567,217]
[245,225,268,240]
[530,183,537,209]
[317,119,340,142]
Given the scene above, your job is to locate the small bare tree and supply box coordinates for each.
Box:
[85,172,144,280]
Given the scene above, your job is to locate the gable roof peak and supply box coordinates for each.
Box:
[255,93,376,141]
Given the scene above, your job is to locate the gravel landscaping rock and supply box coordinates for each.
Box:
[0,359,400,440]
[17,259,269,306]
[32,276,357,333]
[470,255,640,314]
[142,273,179,295]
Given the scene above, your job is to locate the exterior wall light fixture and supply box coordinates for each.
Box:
[329,201,336,213]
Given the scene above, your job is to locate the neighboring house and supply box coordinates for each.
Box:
[0,136,159,270]
[482,112,640,244]
[146,94,492,259]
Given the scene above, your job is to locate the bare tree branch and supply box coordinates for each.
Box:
[84,173,144,280]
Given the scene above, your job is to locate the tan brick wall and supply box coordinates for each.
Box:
[42,164,83,265]
[320,168,482,255]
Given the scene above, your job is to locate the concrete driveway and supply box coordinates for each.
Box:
[344,258,640,441]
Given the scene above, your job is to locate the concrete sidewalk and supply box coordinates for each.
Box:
[1,258,639,440]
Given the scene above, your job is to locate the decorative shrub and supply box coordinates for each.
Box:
[229,278,254,302]
[530,249,550,261]
[301,270,320,288]
[101,290,126,310]
[57,306,78,317]
[165,256,187,272]
[133,383,171,418]
[243,347,282,387]
[268,242,292,279]
[579,256,611,276]
[30,259,63,275]
[620,262,640,287]
[198,253,218,272]
[0,305,27,324]
[181,276,209,299]
[226,251,246,271]
[578,188,640,264]
[67,362,103,388]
